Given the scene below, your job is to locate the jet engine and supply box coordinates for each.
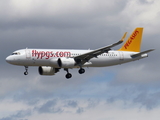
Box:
[57,58,76,68]
[38,66,59,75]
[50,58,59,68]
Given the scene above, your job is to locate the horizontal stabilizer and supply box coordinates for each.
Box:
[131,49,154,58]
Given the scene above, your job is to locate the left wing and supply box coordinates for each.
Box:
[74,32,127,66]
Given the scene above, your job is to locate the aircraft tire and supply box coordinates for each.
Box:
[24,72,28,75]
[79,68,85,74]
[66,73,72,79]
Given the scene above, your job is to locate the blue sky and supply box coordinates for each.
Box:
[1,0,160,120]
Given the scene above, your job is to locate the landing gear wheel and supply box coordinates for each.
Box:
[24,71,28,75]
[79,68,85,74]
[24,66,28,75]
[64,68,72,79]
[66,73,72,79]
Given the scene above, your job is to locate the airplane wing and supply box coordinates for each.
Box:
[131,49,154,58]
[74,32,127,65]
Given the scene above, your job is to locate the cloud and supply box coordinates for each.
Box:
[36,99,63,113]
[133,91,160,110]
[76,107,84,114]
[2,99,160,120]
[0,109,32,120]
[119,0,160,34]
[66,100,78,108]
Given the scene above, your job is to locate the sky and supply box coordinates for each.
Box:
[0,0,160,120]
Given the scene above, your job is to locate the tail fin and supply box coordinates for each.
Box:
[118,28,143,52]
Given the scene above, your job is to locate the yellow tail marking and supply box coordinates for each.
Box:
[118,28,143,52]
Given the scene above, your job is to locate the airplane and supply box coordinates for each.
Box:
[6,28,154,79]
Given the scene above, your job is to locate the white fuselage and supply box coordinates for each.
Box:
[6,49,147,68]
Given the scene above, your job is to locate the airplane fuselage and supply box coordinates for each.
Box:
[6,49,147,68]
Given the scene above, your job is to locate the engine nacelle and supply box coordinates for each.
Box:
[50,58,59,68]
[38,66,59,75]
[58,58,76,68]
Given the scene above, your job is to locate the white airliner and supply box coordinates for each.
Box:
[6,28,154,79]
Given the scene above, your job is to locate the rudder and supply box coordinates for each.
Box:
[118,28,143,52]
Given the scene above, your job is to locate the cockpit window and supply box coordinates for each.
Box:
[12,52,20,55]
[12,53,17,55]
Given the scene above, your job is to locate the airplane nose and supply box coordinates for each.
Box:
[6,56,13,64]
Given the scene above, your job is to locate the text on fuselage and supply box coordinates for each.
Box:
[32,50,71,59]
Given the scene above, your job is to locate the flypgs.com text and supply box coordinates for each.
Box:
[32,50,71,59]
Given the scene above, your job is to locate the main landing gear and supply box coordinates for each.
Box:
[24,66,28,75]
[79,68,85,74]
[64,68,72,79]
[64,68,85,79]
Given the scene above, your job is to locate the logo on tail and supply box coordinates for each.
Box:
[124,30,139,49]
[118,28,143,52]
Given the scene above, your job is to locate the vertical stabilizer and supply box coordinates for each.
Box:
[118,28,143,52]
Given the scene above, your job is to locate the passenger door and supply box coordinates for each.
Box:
[119,51,124,60]
[25,49,31,59]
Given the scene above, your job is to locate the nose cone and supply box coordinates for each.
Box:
[6,56,14,64]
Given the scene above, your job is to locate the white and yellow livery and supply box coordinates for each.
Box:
[6,28,154,79]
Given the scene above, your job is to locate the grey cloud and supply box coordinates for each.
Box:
[133,91,160,110]
[37,99,57,113]
[12,110,31,118]
[0,16,91,31]
[87,99,99,108]
[0,0,158,52]
[107,97,115,103]
[0,109,31,120]
[139,0,154,4]
[76,107,84,114]
[37,99,63,113]
[66,100,78,108]
[0,0,127,31]
[105,83,160,110]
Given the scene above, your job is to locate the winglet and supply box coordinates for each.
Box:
[120,32,127,42]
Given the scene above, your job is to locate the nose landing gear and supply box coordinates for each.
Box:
[24,66,28,75]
